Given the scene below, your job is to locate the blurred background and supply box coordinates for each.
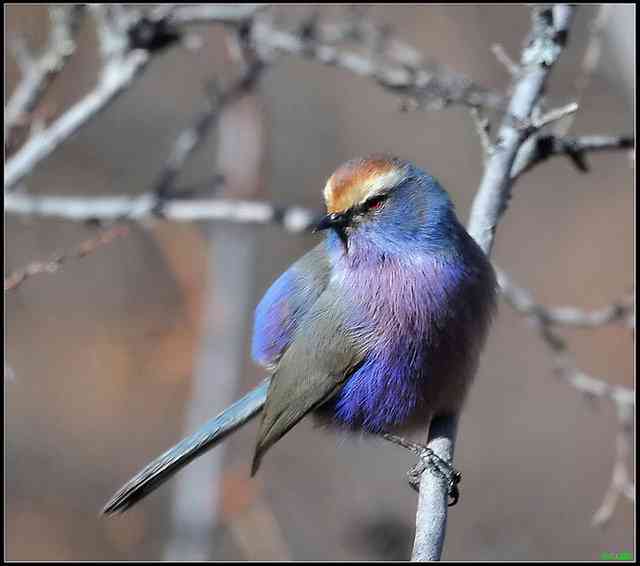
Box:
[5,4,634,561]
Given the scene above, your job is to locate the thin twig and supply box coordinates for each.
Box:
[497,268,635,526]
[4,5,264,193]
[491,43,521,77]
[5,44,150,191]
[5,5,85,144]
[466,5,576,256]
[469,107,495,160]
[165,4,269,26]
[6,131,632,227]
[529,101,579,131]
[152,58,266,199]
[496,268,634,330]
[5,5,503,195]
[250,11,503,111]
[512,134,634,178]
[592,409,635,527]
[4,192,320,233]
[497,269,634,407]
[4,226,129,292]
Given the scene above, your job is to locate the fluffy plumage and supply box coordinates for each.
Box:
[252,156,496,469]
[103,155,496,515]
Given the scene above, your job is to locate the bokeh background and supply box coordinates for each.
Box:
[5,4,634,561]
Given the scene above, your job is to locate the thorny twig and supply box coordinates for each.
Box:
[4,225,128,385]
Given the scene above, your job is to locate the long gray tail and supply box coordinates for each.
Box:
[102,379,270,515]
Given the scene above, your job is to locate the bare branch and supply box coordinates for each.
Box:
[413,6,577,561]
[152,58,266,199]
[496,268,634,330]
[529,101,579,131]
[164,4,269,26]
[250,12,503,111]
[4,226,128,292]
[5,4,501,198]
[491,43,521,77]
[9,34,35,74]
[5,5,85,143]
[4,50,149,192]
[512,134,634,179]
[5,4,150,192]
[469,107,495,160]
[4,192,320,233]
[467,5,575,256]
[411,417,458,561]
[89,4,136,60]
[9,137,628,230]
[496,267,634,526]
[4,5,263,193]
[10,129,635,233]
[496,268,634,405]
[592,409,635,527]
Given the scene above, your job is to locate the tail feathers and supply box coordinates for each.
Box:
[102,379,270,515]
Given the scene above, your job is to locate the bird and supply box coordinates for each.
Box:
[103,155,496,515]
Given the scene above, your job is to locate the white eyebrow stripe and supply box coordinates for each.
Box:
[358,169,405,202]
[323,163,408,212]
[323,177,334,204]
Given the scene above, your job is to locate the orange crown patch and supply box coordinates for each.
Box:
[323,156,407,214]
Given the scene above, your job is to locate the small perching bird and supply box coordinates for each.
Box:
[103,155,496,515]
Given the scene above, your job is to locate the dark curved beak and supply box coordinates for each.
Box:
[313,211,350,233]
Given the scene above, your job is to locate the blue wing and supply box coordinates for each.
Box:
[251,242,331,368]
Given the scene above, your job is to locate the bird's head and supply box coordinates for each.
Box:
[315,155,459,255]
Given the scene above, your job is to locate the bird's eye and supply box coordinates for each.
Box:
[366,195,387,211]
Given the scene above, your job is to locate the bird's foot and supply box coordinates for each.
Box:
[382,432,462,507]
[406,453,462,507]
